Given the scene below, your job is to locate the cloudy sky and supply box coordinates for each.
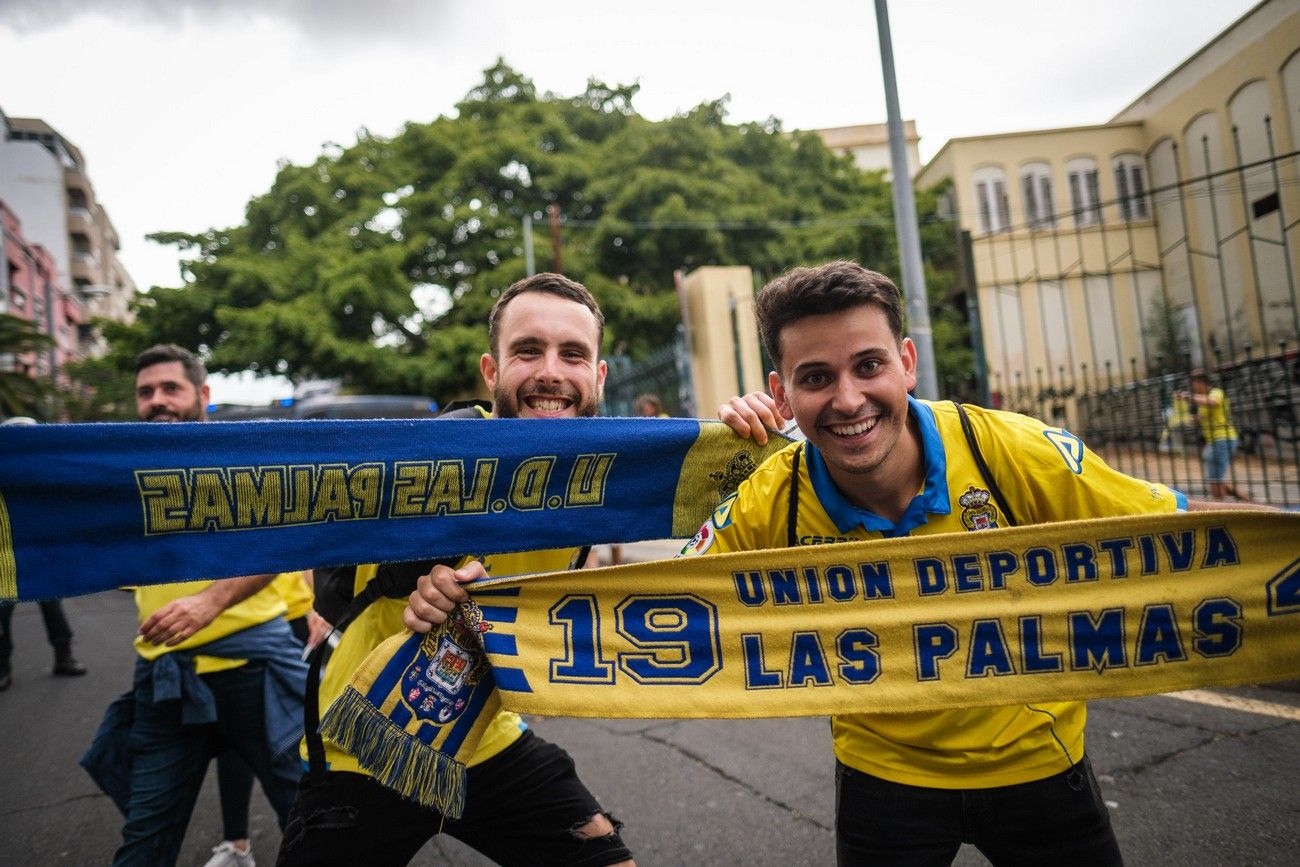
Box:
[0,0,1261,400]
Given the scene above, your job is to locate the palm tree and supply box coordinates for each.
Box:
[0,313,55,419]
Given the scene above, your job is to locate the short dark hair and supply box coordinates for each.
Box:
[757,261,904,372]
[135,344,206,389]
[487,273,604,358]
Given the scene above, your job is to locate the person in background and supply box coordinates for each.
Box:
[207,572,328,867]
[81,345,305,867]
[635,393,669,417]
[1181,372,1251,501]
[0,416,87,692]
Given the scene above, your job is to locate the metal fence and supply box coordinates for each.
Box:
[966,117,1300,505]
[993,343,1300,506]
[602,340,685,417]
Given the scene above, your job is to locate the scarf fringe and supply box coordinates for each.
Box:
[319,685,467,818]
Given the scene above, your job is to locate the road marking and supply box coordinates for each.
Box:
[1161,689,1300,721]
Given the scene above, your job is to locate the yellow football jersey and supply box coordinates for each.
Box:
[687,398,1184,789]
[310,546,587,774]
[134,579,289,675]
[272,570,315,622]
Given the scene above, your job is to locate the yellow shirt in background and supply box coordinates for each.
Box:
[272,571,315,621]
[134,580,288,675]
[1198,387,1238,442]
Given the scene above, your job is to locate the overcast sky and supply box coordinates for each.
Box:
[0,0,1261,401]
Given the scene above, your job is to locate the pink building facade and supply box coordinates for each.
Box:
[2,199,85,387]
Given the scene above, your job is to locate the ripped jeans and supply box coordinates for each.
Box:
[276,729,632,867]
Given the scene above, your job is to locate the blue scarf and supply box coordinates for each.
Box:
[0,418,791,601]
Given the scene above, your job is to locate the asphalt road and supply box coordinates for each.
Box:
[2,561,1297,866]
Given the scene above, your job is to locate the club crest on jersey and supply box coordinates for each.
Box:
[958,486,1000,531]
[402,601,493,724]
[709,450,758,499]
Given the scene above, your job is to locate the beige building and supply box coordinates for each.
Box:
[812,121,922,180]
[0,110,136,354]
[915,0,1300,409]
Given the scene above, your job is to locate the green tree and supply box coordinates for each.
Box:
[105,61,965,401]
[0,313,55,419]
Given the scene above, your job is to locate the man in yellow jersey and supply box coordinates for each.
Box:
[83,345,306,867]
[697,261,1255,865]
[277,275,636,867]
[1182,372,1250,501]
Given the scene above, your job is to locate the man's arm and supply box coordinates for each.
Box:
[139,573,277,647]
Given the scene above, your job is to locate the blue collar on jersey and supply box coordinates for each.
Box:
[804,396,949,538]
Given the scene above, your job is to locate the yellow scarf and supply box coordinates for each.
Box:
[323,510,1300,814]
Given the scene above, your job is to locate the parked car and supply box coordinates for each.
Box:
[209,394,440,421]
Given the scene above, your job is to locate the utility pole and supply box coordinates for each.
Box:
[874,0,939,399]
[522,214,536,276]
[547,204,562,273]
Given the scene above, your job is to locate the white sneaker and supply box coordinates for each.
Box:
[201,841,255,867]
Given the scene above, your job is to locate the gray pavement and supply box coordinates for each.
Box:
[2,561,1297,866]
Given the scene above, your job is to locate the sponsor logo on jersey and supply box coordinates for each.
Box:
[1044,429,1085,474]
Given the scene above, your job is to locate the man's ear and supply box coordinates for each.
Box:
[900,337,918,392]
[768,371,795,420]
[595,359,607,390]
[480,353,498,392]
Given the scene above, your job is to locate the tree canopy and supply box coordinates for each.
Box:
[85,61,965,412]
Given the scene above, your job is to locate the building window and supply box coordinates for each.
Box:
[1113,154,1150,221]
[67,188,89,210]
[1066,158,1103,227]
[1019,161,1055,229]
[71,232,92,254]
[973,166,1011,234]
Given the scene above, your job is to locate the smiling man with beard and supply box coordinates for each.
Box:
[87,345,304,867]
[278,274,637,867]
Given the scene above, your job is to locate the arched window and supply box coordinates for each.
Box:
[1066,157,1102,226]
[1112,153,1149,221]
[972,165,1010,234]
[1019,161,1055,229]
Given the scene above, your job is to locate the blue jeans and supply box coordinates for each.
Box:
[834,757,1122,866]
[114,661,303,867]
[1202,438,1238,482]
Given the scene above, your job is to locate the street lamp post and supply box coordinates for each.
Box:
[874,0,939,399]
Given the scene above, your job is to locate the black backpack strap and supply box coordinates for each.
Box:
[304,557,459,783]
[953,401,1018,528]
[786,443,803,548]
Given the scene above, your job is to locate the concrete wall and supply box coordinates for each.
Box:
[681,266,764,414]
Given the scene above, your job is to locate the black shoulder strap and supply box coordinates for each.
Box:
[304,557,459,783]
[786,443,803,548]
[953,401,1018,528]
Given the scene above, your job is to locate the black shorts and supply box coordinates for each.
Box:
[277,729,632,867]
